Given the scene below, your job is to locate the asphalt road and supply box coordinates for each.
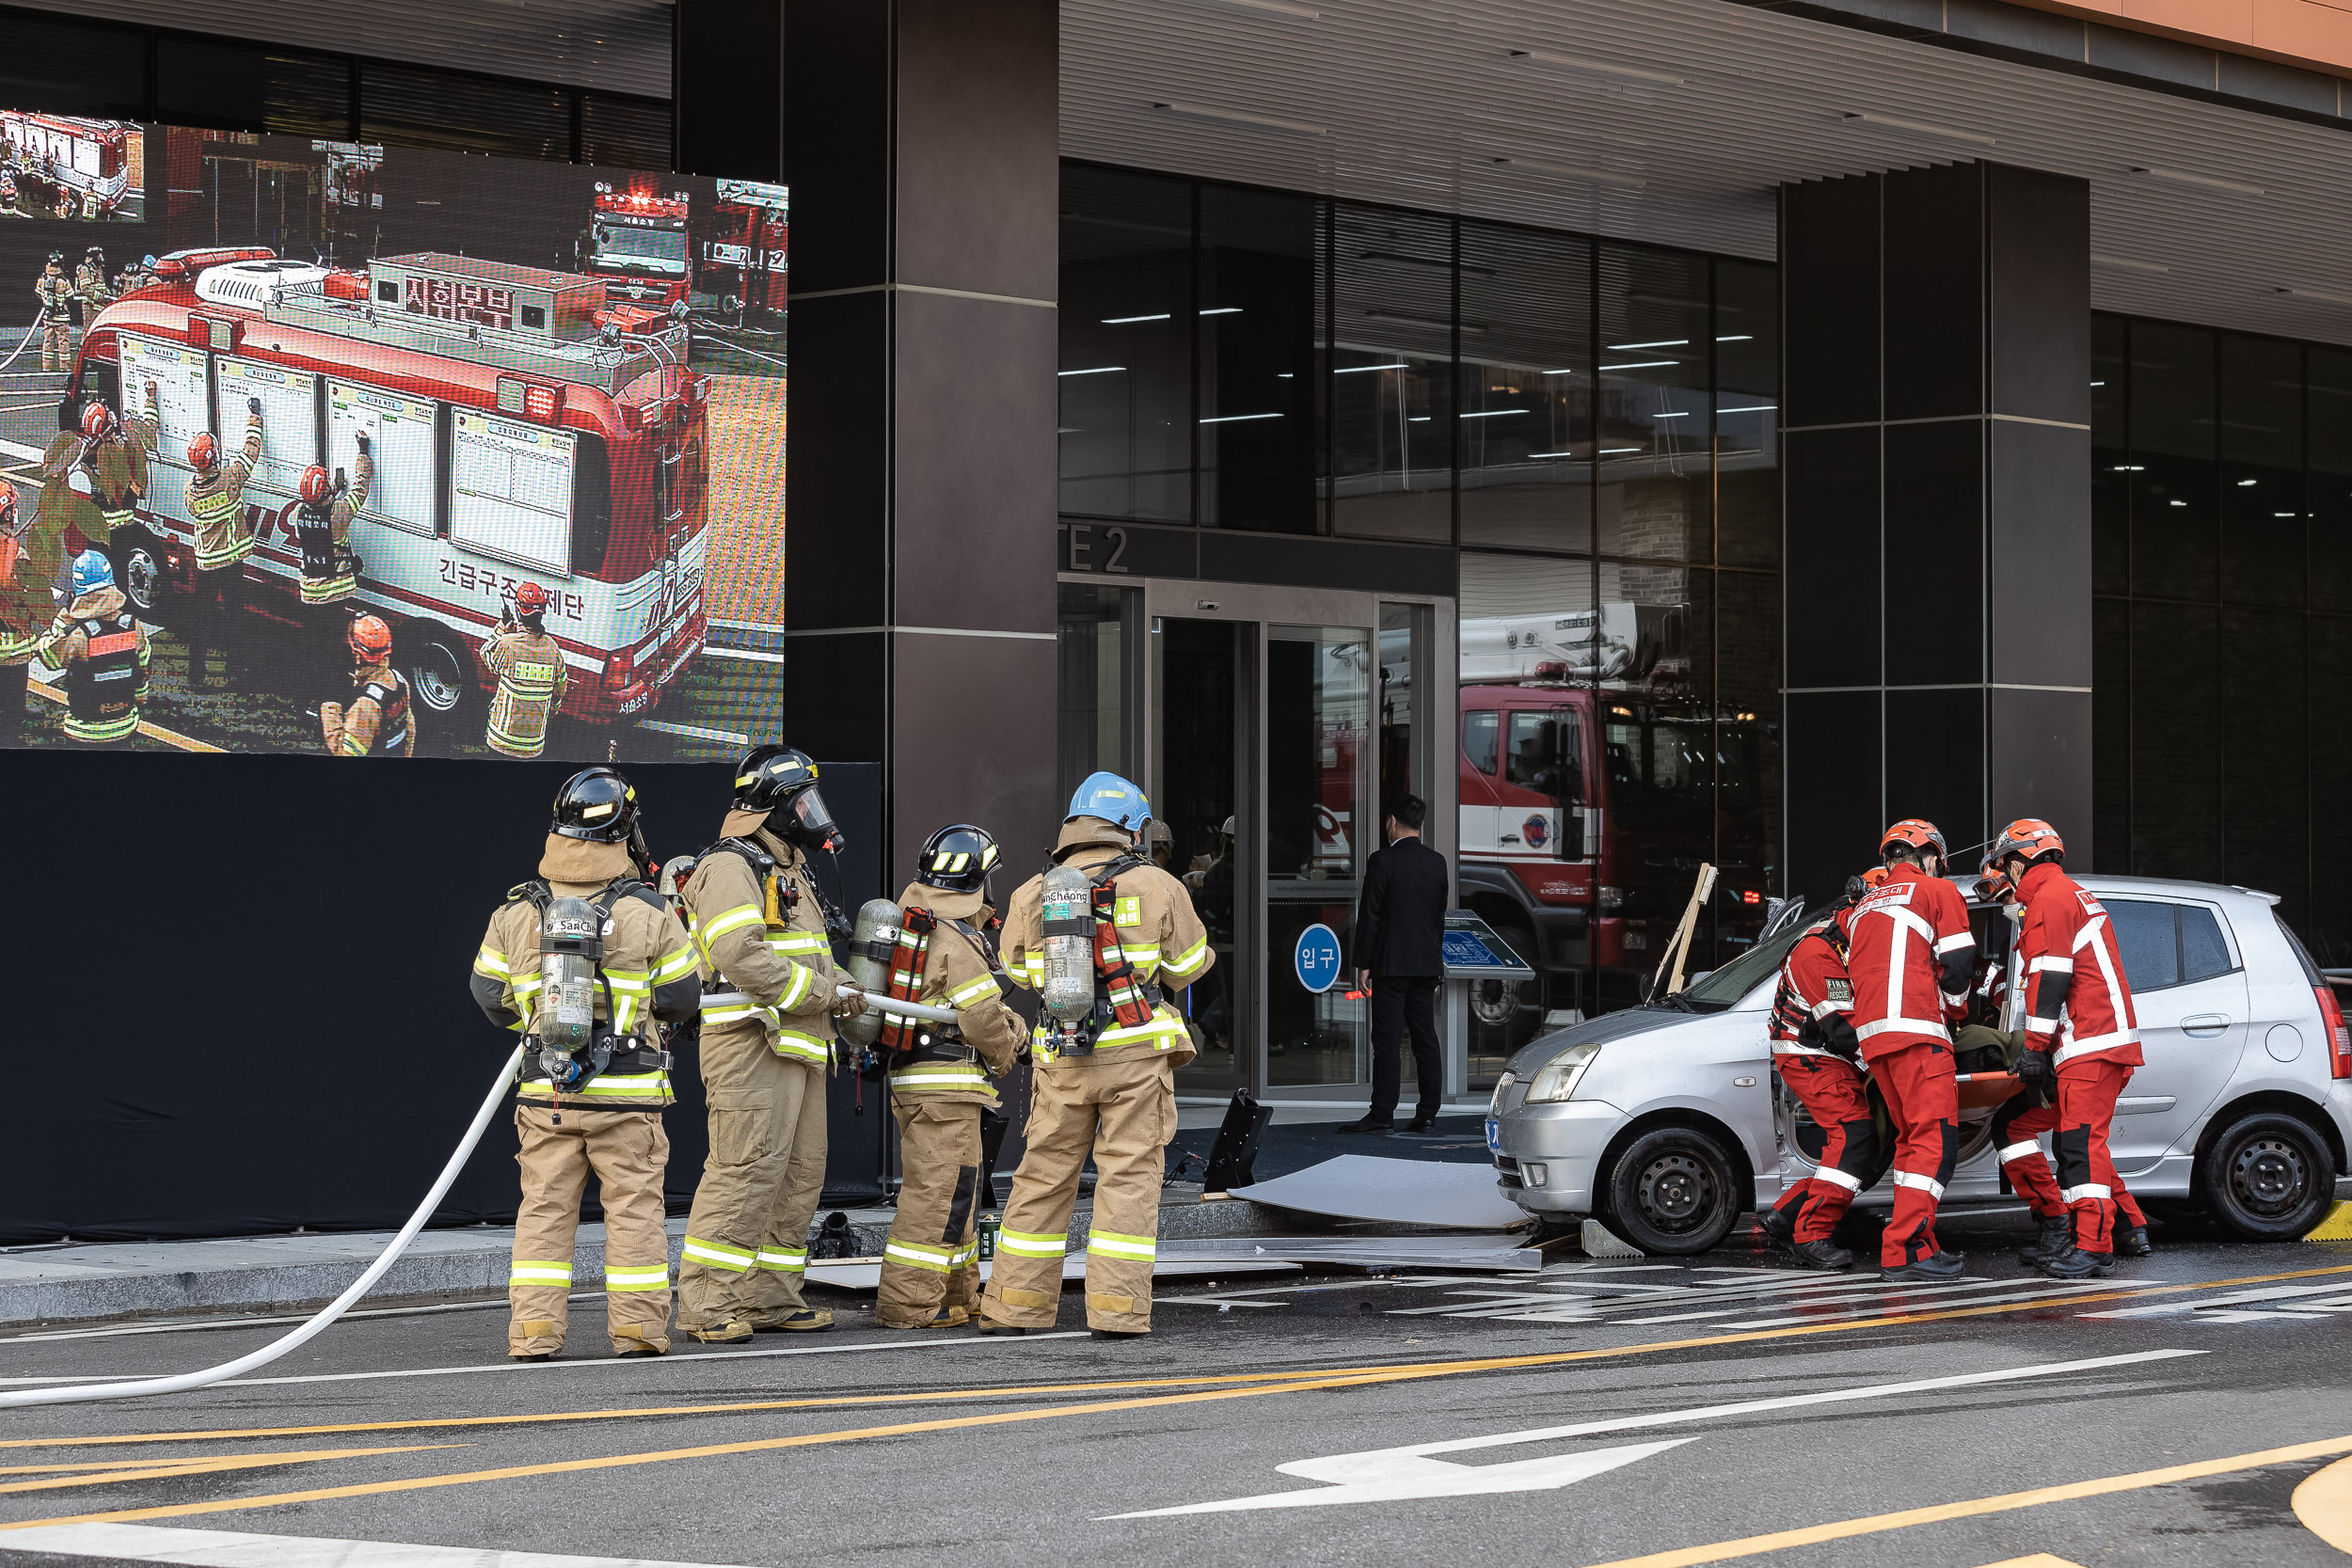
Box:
[0,1210,2344,1568]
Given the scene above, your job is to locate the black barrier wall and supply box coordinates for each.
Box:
[0,750,881,1243]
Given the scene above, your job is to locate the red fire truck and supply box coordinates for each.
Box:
[587,182,693,309]
[1456,604,1776,1044]
[0,111,135,218]
[696,180,788,314]
[72,247,710,737]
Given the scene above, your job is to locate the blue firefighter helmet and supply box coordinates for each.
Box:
[71,550,113,596]
[1067,770,1152,833]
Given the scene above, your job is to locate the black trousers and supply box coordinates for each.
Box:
[1369,974,1442,1122]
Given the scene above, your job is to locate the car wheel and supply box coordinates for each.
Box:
[397,623,481,736]
[1600,1126,1741,1256]
[110,530,180,627]
[1469,922,1543,1045]
[2195,1111,2334,1242]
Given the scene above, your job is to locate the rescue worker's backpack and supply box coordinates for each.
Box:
[66,610,139,728]
[503,877,672,1091]
[354,671,411,755]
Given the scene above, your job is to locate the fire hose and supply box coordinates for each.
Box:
[0,1044,527,1411]
[0,988,967,1411]
[0,309,47,375]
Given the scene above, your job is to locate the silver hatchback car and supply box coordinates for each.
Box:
[1487,875,2352,1253]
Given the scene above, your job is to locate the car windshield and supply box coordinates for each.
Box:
[1679,918,1808,1011]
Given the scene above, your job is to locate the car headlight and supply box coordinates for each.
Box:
[1488,1069,1516,1117]
[1523,1042,1602,1103]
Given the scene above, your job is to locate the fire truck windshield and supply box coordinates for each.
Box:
[594,220,689,273]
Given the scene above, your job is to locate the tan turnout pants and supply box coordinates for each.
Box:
[40,322,72,371]
[878,1096,983,1327]
[980,1052,1175,1334]
[509,1104,673,1355]
[677,1037,827,1329]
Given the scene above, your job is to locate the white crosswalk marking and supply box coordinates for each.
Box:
[0,1523,754,1568]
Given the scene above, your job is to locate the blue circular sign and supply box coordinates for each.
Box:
[1295,923,1343,993]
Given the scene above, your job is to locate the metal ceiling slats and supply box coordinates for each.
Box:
[1065,0,2352,345]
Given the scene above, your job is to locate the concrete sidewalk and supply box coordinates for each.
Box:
[0,1183,1309,1329]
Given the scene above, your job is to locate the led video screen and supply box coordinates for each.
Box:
[0,119,786,761]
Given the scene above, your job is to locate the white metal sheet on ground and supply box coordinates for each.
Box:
[1161,1236,1545,1274]
[1229,1155,1532,1231]
[804,1257,1299,1292]
[0,1522,752,1568]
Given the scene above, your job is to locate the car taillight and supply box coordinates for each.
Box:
[602,646,636,693]
[2320,984,2351,1080]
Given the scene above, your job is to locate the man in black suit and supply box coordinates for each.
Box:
[1339,795,1450,1135]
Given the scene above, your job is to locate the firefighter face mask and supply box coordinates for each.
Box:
[779,785,844,852]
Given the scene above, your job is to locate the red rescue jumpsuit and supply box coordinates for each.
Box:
[1847,865,1976,1267]
[1988,956,2148,1233]
[1767,911,1875,1244]
[2010,862,2143,1254]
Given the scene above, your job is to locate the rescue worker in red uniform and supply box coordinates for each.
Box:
[1974,860,2156,1269]
[1846,819,1976,1280]
[1994,819,2146,1277]
[1758,871,1886,1270]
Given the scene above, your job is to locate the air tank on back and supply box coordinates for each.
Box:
[838,897,901,1048]
[1040,863,1095,1024]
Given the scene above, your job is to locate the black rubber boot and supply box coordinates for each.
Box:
[1794,1237,1854,1270]
[1881,1249,1965,1283]
[1758,1206,1797,1253]
[2033,1245,2111,1279]
[2016,1212,2074,1266]
[2113,1225,2153,1258]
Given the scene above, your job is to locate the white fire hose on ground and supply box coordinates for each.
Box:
[0,309,50,376]
[0,985,974,1412]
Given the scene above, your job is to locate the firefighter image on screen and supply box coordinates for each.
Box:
[483,583,568,759]
[36,253,72,371]
[183,400,263,692]
[320,613,414,757]
[37,550,150,747]
[75,396,151,543]
[0,486,52,748]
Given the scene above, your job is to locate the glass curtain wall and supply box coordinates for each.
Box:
[1058,162,1785,1030]
[2091,311,2351,961]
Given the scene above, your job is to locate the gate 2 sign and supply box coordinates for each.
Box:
[1295,923,1343,993]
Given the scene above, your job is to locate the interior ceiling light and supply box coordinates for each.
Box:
[1488,155,1645,189]
[1176,0,1320,18]
[2274,285,2352,305]
[1366,307,1486,333]
[2133,166,2263,196]
[1360,248,1492,277]
[1152,101,1327,135]
[1842,111,1995,147]
[2090,254,2169,274]
[1507,49,1682,87]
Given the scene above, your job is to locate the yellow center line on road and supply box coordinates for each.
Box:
[0,1259,2346,1532]
[0,1446,466,1499]
[4,1259,2346,1461]
[1575,1433,2352,1568]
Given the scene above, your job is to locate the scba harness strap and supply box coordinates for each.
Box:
[506,878,674,1085]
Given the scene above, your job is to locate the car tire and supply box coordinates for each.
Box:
[2195,1111,2335,1242]
[1599,1126,1741,1256]
[110,529,181,627]
[397,622,481,737]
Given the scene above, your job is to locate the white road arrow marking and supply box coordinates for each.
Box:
[1104,1436,1694,1516]
[1103,1348,2201,1519]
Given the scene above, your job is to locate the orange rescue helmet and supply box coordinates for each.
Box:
[347,613,393,664]
[298,465,331,505]
[1880,818,1947,864]
[1992,817,2064,867]
[513,581,549,616]
[0,486,15,530]
[79,403,115,440]
[187,432,218,473]
[1975,858,2015,903]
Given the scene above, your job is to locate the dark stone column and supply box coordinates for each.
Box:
[782,0,1060,874]
[1779,161,2090,906]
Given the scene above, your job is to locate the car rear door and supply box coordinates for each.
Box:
[2098,895,2250,1169]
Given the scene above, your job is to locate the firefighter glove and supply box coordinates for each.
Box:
[247,396,262,417]
[829,983,869,1021]
[2015,1048,2054,1091]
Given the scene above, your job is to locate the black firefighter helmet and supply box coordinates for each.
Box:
[733,745,841,851]
[554,766,640,843]
[915,824,998,895]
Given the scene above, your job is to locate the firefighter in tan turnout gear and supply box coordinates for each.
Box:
[675,747,866,1341]
[35,253,72,371]
[183,401,263,690]
[871,825,1025,1329]
[980,772,1215,1339]
[469,769,700,1360]
[483,582,568,759]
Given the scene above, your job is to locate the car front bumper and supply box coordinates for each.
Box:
[1491,1099,1625,1214]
